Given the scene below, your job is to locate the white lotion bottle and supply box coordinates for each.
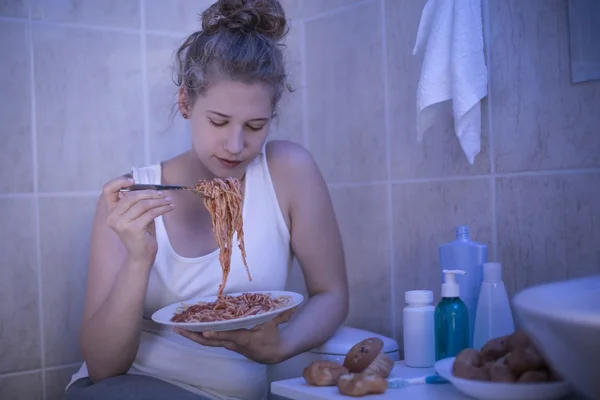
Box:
[473,262,515,350]
[403,290,436,368]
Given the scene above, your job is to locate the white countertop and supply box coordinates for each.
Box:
[270,361,470,400]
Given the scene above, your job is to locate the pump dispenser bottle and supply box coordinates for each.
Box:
[435,270,469,360]
[473,262,515,350]
[439,225,488,346]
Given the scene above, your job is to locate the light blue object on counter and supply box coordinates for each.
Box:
[438,225,488,347]
[473,262,515,350]
[387,375,449,389]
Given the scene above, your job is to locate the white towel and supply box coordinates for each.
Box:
[413,0,488,165]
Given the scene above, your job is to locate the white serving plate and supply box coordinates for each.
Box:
[435,357,571,400]
[513,274,600,400]
[152,290,304,332]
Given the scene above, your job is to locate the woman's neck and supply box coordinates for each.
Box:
[162,151,213,187]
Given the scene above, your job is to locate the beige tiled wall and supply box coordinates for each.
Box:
[1,0,599,399]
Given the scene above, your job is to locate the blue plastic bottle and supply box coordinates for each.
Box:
[435,270,469,360]
[439,225,487,346]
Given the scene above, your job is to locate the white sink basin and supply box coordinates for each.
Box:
[512,275,600,400]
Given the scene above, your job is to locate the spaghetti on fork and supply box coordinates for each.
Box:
[193,177,251,298]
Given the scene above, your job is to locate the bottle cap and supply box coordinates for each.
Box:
[483,262,502,283]
[441,269,466,298]
[455,225,470,239]
[405,290,434,305]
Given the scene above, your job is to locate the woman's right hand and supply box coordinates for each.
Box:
[103,175,174,266]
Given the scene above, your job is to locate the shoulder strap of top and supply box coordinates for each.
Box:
[131,164,162,185]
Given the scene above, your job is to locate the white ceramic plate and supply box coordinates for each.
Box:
[435,357,571,400]
[151,290,304,332]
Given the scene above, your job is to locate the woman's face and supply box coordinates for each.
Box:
[180,79,273,180]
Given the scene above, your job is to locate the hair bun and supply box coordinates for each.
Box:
[201,0,288,42]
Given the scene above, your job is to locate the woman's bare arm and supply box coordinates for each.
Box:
[267,140,349,360]
[79,178,171,382]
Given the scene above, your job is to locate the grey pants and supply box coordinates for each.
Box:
[64,375,212,400]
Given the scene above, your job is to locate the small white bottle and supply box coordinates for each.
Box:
[403,290,436,368]
[473,262,515,350]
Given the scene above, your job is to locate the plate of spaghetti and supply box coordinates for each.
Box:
[152,290,304,332]
[151,176,304,332]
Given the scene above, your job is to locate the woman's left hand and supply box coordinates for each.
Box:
[174,308,296,364]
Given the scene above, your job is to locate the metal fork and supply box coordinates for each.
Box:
[118,184,196,193]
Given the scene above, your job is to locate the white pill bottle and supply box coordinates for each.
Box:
[403,290,436,368]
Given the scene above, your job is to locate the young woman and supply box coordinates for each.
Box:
[64,0,349,399]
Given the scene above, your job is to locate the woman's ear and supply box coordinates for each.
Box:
[178,87,191,118]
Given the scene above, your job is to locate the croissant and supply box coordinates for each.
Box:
[303,360,349,386]
[337,373,388,396]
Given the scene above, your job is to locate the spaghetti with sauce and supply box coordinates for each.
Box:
[171,292,292,323]
[169,177,291,323]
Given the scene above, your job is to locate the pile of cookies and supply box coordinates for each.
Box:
[453,330,563,383]
[303,337,394,397]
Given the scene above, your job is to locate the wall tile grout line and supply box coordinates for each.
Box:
[0,17,141,34]
[141,0,150,165]
[494,167,600,177]
[379,0,397,341]
[481,0,498,260]
[0,16,27,25]
[45,362,83,371]
[1,166,599,200]
[393,175,491,184]
[38,191,101,197]
[0,192,100,199]
[326,167,600,189]
[1,165,599,199]
[0,16,28,24]
[300,0,376,24]
[27,5,47,399]
[0,363,82,380]
[490,173,497,259]
[0,193,37,198]
[299,21,309,150]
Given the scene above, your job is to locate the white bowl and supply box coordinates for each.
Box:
[512,274,600,400]
[435,357,571,400]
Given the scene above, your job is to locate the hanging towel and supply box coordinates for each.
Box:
[413,0,488,165]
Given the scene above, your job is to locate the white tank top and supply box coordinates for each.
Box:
[68,149,293,400]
